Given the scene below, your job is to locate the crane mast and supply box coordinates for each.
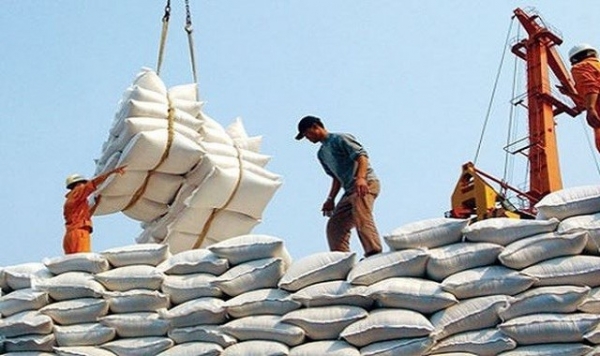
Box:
[449,7,582,221]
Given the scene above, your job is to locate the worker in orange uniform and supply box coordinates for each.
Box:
[295,116,382,259]
[63,166,126,254]
[569,43,600,152]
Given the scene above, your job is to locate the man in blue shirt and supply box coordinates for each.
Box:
[295,115,382,258]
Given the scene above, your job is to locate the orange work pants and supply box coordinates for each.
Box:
[63,227,91,254]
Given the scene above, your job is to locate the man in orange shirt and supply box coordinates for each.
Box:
[569,43,600,152]
[63,166,126,254]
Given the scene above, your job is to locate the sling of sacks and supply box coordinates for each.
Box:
[4,185,600,355]
[92,68,281,253]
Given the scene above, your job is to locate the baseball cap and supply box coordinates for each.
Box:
[295,116,323,140]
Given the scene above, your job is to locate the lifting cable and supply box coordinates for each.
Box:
[156,0,171,76]
[473,17,516,165]
[501,24,522,196]
[156,0,200,100]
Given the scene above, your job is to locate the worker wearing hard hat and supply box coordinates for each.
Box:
[63,166,126,254]
[569,43,600,150]
[295,116,382,258]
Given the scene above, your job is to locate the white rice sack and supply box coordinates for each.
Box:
[522,255,600,287]
[95,170,146,197]
[120,83,167,105]
[198,141,272,167]
[291,280,372,309]
[40,298,109,325]
[498,313,600,345]
[101,337,174,356]
[157,297,226,328]
[426,242,503,281]
[91,195,131,217]
[347,249,429,285]
[208,234,285,265]
[157,249,229,275]
[168,325,236,347]
[585,324,600,344]
[3,351,56,356]
[558,213,600,255]
[167,83,198,101]
[165,209,261,252]
[384,217,469,250]
[578,287,600,313]
[117,129,203,175]
[360,337,434,356]
[122,197,169,223]
[185,166,282,220]
[94,265,164,291]
[497,344,593,356]
[500,285,591,321]
[103,289,170,314]
[103,118,202,160]
[54,346,120,356]
[220,315,305,347]
[340,309,433,347]
[43,253,110,274]
[535,185,600,220]
[99,312,169,338]
[462,217,559,245]
[430,295,511,341]
[221,340,289,356]
[498,231,588,270]
[441,266,537,299]
[161,273,222,304]
[100,243,170,267]
[53,323,116,347]
[32,272,105,301]
[366,277,458,314]
[278,252,356,292]
[290,340,359,356]
[154,342,223,356]
[281,305,367,340]
[0,289,50,317]
[131,68,167,95]
[0,310,53,337]
[3,334,55,352]
[213,258,285,297]
[4,263,52,291]
[428,328,516,355]
[225,288,301,318]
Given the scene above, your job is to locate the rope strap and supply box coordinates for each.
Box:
[124,101,176,211]
[192,146,245,249]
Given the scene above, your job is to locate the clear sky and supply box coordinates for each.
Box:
[1,1,599,266]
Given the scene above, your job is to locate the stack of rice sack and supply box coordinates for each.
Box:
[4,185,600,355]
[92,67,282,254]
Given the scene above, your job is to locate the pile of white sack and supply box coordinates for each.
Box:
[92,68,282,253]
[4,186,600,355]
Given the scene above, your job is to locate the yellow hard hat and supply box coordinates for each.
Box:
[65,174,88,189]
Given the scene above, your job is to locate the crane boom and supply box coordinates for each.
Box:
[449,7,583,221]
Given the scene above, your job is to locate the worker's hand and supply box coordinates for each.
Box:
[115,165,127,175]
[322,199,334,217]
[354,177,369,197]
[587,109,600,128]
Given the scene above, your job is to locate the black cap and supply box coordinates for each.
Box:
[295,116,323,140]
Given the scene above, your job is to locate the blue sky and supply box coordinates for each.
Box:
[1,1,599,266]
